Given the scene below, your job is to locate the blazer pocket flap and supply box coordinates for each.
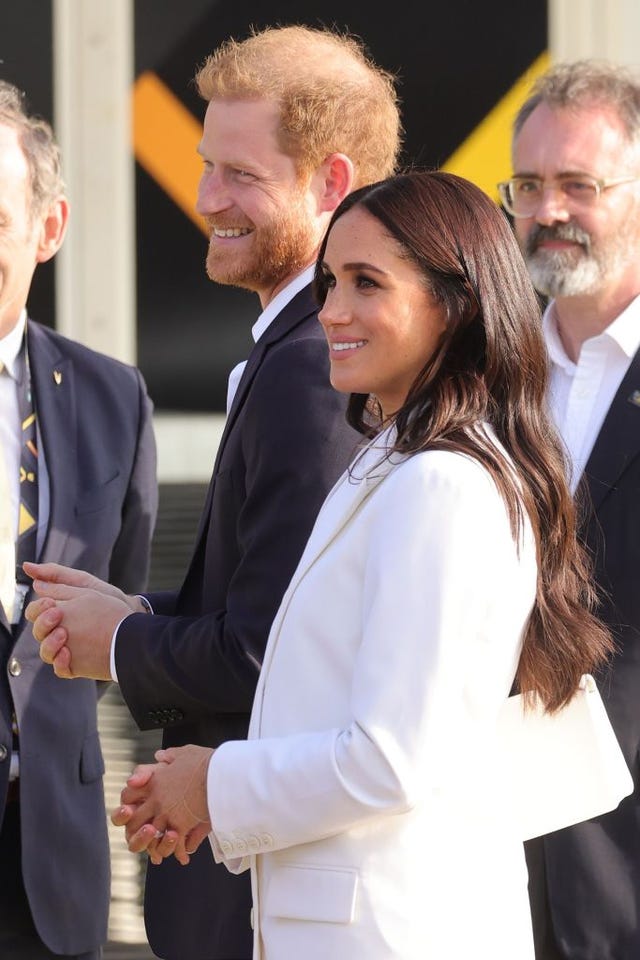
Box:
[80,731,106,783]
[265,864,358,924]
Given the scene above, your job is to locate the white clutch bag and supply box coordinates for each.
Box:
[497,674,634,840]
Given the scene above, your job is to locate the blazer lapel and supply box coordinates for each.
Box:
[584,346,640,512]
[283,442,399,593]
[221,285,319,455]
[27,322,77,561]
[0,601,10,638]
[189,285,320,556]
[250,432,402,737]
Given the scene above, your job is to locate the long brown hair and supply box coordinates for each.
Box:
[314,170,613,712]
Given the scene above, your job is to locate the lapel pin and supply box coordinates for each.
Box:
[628,389,640,407]
[53,370,63,385]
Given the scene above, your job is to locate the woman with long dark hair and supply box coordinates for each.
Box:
[117,172,613,959]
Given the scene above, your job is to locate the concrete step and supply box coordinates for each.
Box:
[104,944,157,960]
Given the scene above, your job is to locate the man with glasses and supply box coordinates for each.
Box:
[501,59,640,960]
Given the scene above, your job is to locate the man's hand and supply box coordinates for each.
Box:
[23,561,130,601]
[112,745,214,866]
[24,562,143,679]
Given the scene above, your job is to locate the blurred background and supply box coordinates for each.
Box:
[1,0,638,953]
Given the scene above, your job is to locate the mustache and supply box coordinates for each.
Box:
[526,222,592,256]
[204,215,253,231]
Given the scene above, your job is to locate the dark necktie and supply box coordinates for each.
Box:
[5,334,38,767]
[15,333,38,584]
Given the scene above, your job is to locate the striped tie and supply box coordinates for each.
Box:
[15,336,38,583]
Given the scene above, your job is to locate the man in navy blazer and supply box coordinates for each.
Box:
[502,60,640,959]
[26,26,402,960]
[0,82,157,958]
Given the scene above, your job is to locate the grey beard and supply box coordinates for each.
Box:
[525,248,602,298]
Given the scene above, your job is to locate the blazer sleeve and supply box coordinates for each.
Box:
[207,452,537,860]
[106,368,158,595]
[115,336,357,728]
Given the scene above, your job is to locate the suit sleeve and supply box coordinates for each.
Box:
[115,336,357,729]
[107,368,158,595]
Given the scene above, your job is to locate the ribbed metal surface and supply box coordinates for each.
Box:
[99,482,208,946]
[147,483,209,590]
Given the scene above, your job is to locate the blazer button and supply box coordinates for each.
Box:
[220,840,233,857]
[0,744,7,761]
[8,658,21,677]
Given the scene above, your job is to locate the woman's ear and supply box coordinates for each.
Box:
[35,196,70,264]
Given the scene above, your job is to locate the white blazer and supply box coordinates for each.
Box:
[208,427,538,959]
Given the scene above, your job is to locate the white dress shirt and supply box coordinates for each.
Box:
[543,295,640,492]
[0,313,27,547]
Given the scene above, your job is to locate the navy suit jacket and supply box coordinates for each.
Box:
[115,286,361,960]
[527,346,640,959]
[0,320,157,955]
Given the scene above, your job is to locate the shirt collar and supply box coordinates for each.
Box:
[602,293,640,359]
[0,311,27,380]
[542,294,640,370]
[251,265,316,344]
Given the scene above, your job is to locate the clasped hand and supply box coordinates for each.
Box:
[112,745,214,865]
[24,563,213,865]
[23,561,144,679]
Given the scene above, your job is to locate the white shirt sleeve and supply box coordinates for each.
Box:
[110,596,154,681]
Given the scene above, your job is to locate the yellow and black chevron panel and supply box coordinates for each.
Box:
[131,1,547,412]
[3,0,547,412]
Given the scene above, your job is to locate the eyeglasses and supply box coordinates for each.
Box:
[497,174,639,218]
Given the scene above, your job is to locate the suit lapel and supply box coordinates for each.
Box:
[27,322,78,561]
[189,285,320,557]
[220,285,319,460]
[250,432,401,737]
[0,600,10,639]
[282,441,399,594]
[584,346,640,512]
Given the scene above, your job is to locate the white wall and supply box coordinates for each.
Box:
[549,0,640,65]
